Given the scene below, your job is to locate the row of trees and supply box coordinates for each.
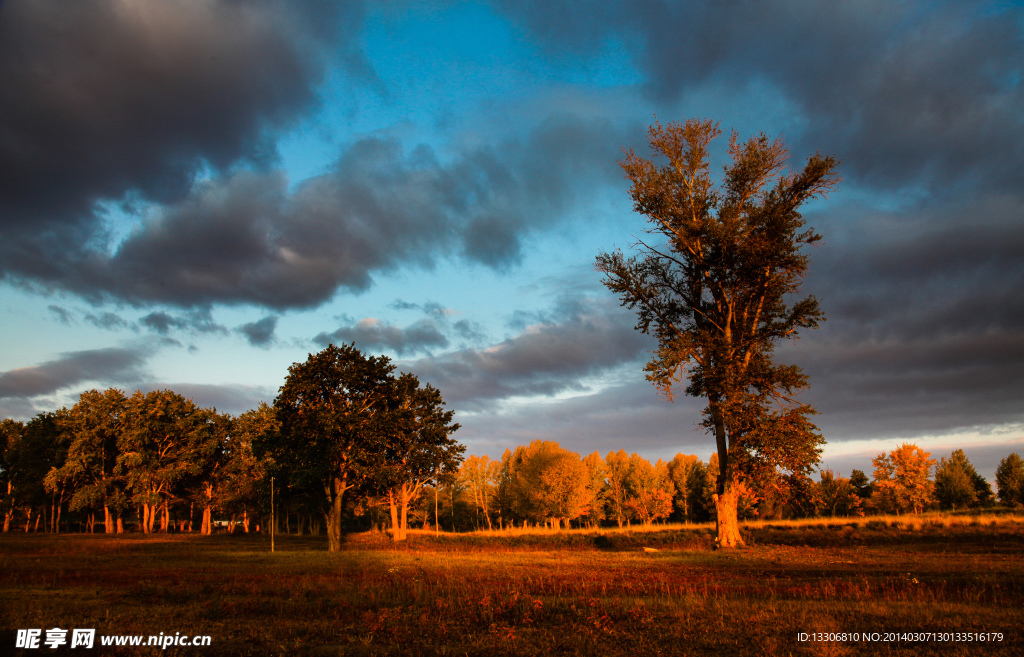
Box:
[4,347,1022,542]
[0,344,464,550]
[426,442,1024,532]
[0,390,268,536]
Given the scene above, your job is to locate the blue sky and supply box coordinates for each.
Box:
[1,0,1022,482]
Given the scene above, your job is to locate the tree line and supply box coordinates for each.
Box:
[0,344,464,550]
[443,441,1024,532]
[5,352,1023,541]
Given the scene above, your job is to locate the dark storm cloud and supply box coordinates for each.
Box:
[0,0,357,224]
[402,296,654,409]
[0,347,150,399]
[496,0,1024,193]
[315,318,450,356]
[775,195,1024,440]
[238,316,279,348]
[6,115,626,309]
[0,0,364,293]
[490,0,1024,444]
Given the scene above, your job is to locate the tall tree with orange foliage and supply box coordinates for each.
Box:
[597,118,838,547]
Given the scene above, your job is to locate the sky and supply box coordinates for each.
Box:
[1,0,1022,484]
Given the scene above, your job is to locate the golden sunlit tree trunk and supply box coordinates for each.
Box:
[201,482,214,535]
[388,481,422,541]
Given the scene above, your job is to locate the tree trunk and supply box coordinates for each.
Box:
[399,485,411,540]
[709,399,744,548]
[104,506,113,534]
[388,488,403,541]
[326,476,346,552]
[713,484,744,548]
[116,516,124,534]
[202,506,212,535]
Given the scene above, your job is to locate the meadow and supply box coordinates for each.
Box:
[2,515,1022,656]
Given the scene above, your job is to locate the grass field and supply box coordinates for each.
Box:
[2,515,1022,656]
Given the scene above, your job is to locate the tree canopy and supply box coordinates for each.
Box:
[596,117,839,547]
[266,343,398,551]
[265,343,463,549]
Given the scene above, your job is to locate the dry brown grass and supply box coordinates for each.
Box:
[2,515,1022,656]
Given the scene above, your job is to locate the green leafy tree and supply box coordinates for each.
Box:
[190,411,231,535]
[46,389,127,533]
[934,449,987,510]
[118,390,218,533]
[20,412,71,533]
[816,468,862,517]
[849,469,871,500]
[266,344,396,551]
[377,373,462,541]
[222,403,277,532]
[995,453,1024,507]
[596,118,838,547]
[1,419,26,532]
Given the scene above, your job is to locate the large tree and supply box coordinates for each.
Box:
[995,453,1024,507]
[460,454,499,531]
[934,449,989,510]
[1,419,26,532]
[503,440,592,529]
[376,372,463,541]
[47,389,127,533]
[597,118,838,547]
[871,444,936,515]
[223,403,277,533]
[118,390,218,533]
[267,343,396,552]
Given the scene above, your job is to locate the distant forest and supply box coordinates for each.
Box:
[3,386,1023,536]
